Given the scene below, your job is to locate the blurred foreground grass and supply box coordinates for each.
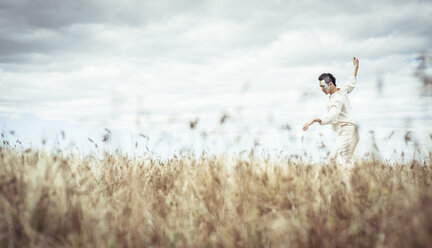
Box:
[1,147,431,247]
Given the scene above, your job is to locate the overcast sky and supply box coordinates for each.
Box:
[1,0,431,157]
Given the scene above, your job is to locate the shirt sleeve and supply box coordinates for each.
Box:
[319,97,343,125]
[340,75,356,94]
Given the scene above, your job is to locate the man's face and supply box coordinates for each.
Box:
[319,80,330,95]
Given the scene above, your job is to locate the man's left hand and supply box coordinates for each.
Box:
[353,57,359,67]
[302,120,313,131]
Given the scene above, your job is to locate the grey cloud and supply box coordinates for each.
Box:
[345,2,432,40]
[1,0,431,67]
[0,26,107,59]
[0,0,102,29]
[0,0,204,29]
[0,0,207,63]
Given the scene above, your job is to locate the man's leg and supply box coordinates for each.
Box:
[339,125,359,167]
[349,126,359,163]
[329,134,347,166]
[328,126,358,191]
[329,125,359,167]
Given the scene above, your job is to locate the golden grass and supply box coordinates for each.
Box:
[1,147,431,247]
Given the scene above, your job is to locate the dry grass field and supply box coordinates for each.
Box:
[1,146,432,248]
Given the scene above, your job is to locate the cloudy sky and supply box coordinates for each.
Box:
[1,0,431,158]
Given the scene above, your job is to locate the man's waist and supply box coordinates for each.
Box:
[331,121,356,126]
[331,121,356,132]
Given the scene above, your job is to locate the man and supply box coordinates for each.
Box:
[303,57,360,167]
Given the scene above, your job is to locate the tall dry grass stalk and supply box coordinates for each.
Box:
[1,147,431,247]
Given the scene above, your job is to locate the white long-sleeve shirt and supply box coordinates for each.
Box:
[319,75,356,132]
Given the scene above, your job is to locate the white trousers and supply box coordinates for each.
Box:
[329,125,359,167]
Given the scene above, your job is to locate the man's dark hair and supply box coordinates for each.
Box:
[318,73,336,86]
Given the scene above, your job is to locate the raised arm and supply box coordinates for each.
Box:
[341,57,359,94]
[352,56,359,77]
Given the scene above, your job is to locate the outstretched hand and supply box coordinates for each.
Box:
[303,119,320,131]
[302,122,310,131]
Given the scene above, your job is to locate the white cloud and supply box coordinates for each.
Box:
[0,0,431,156]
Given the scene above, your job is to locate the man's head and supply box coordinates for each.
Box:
[318,73,336,95]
